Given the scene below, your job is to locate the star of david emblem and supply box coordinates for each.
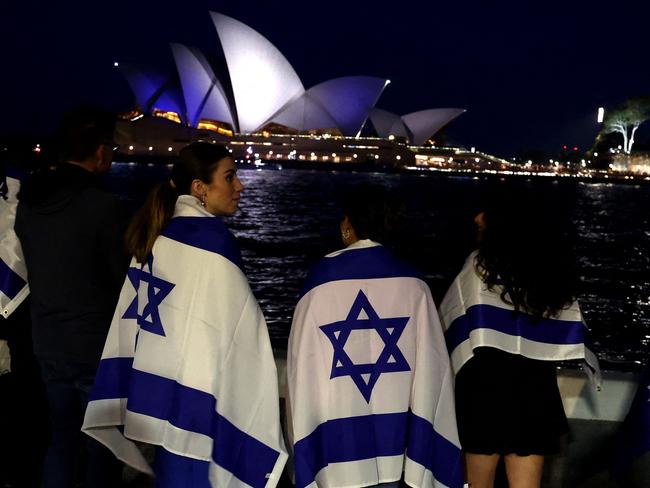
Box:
[320,290,411,403]
[122,255,175,336]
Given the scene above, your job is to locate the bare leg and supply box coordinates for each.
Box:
[504,454,544,488]
[465,453,500,488]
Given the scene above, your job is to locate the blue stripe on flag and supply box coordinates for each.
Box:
[154,447,211,488]
[300,246,422,298]
[0,257,27,300]
[406,413,463,488]
[128,369,216,437]
[89,357,280,487]
[162,216,244,271]
[293,411,462,488]
[90,357,134,400]
[445,304,585,353]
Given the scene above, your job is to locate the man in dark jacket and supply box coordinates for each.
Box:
[15,106,126,488]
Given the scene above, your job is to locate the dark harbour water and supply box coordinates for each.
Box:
[107,162,650,371]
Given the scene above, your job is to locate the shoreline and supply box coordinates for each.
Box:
[111,157,650,186]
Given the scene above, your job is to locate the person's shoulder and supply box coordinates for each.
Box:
[311,252,339,273]
[161,215,243,270]
[456,250,480,278]
[300,245,423,299]
[76,191,117,227]
[81,184,115,201]
[79,184,117,208]
[16,166,55,203]
[320,244,422,276]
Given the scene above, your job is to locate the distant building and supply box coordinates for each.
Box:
[369,107,466,146]
[118,12,465,145]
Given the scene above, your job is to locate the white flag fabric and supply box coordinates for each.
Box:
[0,168,29,319]
[82,195,288,487]
[288,240,463,488]
[440,251,600,386]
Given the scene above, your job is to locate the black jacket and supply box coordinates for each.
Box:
[15,163,127,366]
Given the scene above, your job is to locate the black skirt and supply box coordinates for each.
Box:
[454,347,568,456]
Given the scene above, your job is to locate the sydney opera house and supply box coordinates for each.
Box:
[115,12,506,169]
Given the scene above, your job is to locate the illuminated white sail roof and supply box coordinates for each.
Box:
[120,64,185,120]
[271,95,339,132]
[120,13,463,142]
[270,77,389,136]
[370,107,466,144]
[402,108,466,145]
[210,11,305,133]
[170,43,234,128]
[369,108,409,139]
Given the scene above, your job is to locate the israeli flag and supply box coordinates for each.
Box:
[440,251,600,386]
[288,240,463,488]
[0,167,29,319]
[83,195,288,488]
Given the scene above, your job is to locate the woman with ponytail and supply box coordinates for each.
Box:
[125,142,243,263]
[83,142,288,488]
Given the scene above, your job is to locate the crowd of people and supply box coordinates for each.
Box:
[0,106,603,488]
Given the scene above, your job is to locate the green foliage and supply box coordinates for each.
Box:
[604,97,650,133]
[596,97,650,154]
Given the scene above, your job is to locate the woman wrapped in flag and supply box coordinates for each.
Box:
[440,188,600,488]
[0,164,29,320]
[82,142,287,487]
[288,185,463,488]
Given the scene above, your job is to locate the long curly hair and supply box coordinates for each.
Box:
[475,185,578,319]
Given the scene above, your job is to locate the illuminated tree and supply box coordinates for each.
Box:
[603,97,650,154]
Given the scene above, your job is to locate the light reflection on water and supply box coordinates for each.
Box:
[107,163,650,370]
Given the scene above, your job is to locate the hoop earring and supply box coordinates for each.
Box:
[342,229,350,240]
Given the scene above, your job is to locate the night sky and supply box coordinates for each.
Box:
[2,0,649,156]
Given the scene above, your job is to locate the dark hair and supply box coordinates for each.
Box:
[56,105,116,162]
[125,142,231,263]
[475,185,577,319]
[342,184,403,245]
